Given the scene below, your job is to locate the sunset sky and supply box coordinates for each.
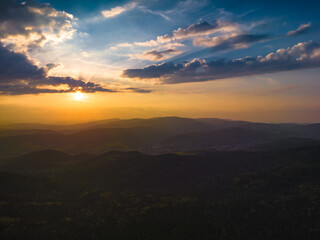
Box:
[1,0,320,124]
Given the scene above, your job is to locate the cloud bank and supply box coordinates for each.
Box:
[0,0,75,52]
[0,1,153,95]
[123,41,320,84]
[0,1,115,95]
[113,19,268,62]
[0,45,114,95]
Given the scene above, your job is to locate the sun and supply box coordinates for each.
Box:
[72,91,87,101]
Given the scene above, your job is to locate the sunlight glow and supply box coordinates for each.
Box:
[72,91,87,101]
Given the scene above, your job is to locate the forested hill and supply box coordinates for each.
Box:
[1,145,320,239]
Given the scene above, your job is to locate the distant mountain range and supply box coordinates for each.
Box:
[1,117,320,159]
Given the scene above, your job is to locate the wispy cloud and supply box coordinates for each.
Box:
[173,20,239,39]
[193,33,269,50]
[133,20,241,47]
[131,48,183,61]
[110,42,133,50]
[287,22,312,36]
[144,49,182,61]
[131,19,268,54]
[109,18,269,63]
[101,2,137,18]
[259,86,300,96]
[137,6,171,21]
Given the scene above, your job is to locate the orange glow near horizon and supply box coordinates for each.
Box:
[1,72,320,124]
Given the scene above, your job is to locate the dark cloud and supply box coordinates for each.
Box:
[45,63,61,70]
[0,44,114,95]
[123,41,320,84]
[125,87,152,93]
[144,49,181,60]
[287,23,312,36]
[0,84,70,95]
[123,62,183,79]
[194,34,269,51]
[0,45,46,83]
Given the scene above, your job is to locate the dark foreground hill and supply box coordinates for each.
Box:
[1,146,320,240]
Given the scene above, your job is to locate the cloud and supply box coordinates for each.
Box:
[45,63,62,71]
[123,62,183,79]
[0,1,125,95]
[0,1,150,95]
[110,42,133,50]
[287,23,312,36]
[134,34,173,47]
[137,6,171,21]
[123,41,320,84]
[0,45,114,95]
[102,2,137,18]
[0,1,115,95]
[193,33,269,50]
[112,18,265,62]
[143,48,181,61]
[134,20,241,47]
[0,0,76,52]
[172,20,238,39]
[125,87,152,93]
[140,49,182,61]
[0,45,46,83]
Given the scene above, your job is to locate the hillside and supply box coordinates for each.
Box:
[1,146,320,239]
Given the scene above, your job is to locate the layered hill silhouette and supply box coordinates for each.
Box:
[1,117,320,159]
[1,116,320,239]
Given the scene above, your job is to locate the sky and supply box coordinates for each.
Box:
[0,0,320,124]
